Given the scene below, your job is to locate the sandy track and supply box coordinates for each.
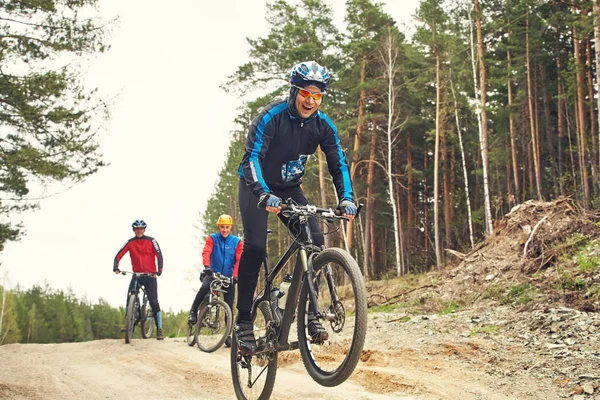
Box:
[0,326,563,400]
[0,339,415,400]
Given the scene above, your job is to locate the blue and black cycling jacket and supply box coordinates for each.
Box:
[238,99,354,203]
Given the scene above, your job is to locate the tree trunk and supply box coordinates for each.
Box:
[505,137,514,206]
[573,23,591,207]
[380,28,402,275]
[507,38,520,202]
[347,55,368,251]
[406,133,414,261]
[450,74,475,248]
[473,0,493,235]
[586,36,599,193]
[539,62,558,195]
[433,39,443,270]
[594,1,600,186]
[441,109,452,248]
[423,142,429,254]
[317,149,332,248]
[363,119,377,281]
[557,54,567,196]
[526,11,543,201]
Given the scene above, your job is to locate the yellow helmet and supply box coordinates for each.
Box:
[217,214,233,226]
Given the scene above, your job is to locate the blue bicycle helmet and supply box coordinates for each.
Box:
[289,61,330,90]
[132,219,147,229]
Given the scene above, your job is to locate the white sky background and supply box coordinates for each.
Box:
[0,0,421,313]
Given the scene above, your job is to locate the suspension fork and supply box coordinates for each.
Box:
[302,249,321,316]
[323,263,340,305]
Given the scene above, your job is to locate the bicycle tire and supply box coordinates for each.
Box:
[195,299,232,353]
[231,301,277,400]
[186,320,196,346]
[297,247,368,387]
[140,298,154,339]
[125,294,137,344]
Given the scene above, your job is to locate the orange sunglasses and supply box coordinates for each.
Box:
[293,85,325,101]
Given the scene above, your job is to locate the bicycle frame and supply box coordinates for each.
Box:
[251,212,324,352]
[125,273,152,324]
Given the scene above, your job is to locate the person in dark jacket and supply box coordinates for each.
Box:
[188,214,242,340]
[235,60,358,355]
[113,219,165,340]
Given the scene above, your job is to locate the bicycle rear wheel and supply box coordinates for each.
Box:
[195,299,232,352]
[125,294,137,344]
[297,247,368,387]
[140,298,154,339]
[231,301,277,400]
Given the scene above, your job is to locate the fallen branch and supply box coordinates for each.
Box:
[445,248,466,260]
[522,216,548,258]
[367,284,437,308]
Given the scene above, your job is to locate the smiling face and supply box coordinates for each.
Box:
[294,84,323,119]
[218,224,232,238]
[133,227,145,237]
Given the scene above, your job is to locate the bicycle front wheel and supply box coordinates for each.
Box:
[140,299,154,339]
[195,299,232,353]
[231,301,277,400]
[186,317,197,347]
[125,294,137,344]
[297,247,368,387]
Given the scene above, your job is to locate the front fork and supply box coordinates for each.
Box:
[305,252,341,323]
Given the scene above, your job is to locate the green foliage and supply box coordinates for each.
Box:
[507,283,535,305]
[558,270,587,291]
[0,0,112,249]
[438,300,459,315]
[576,253,600,272]
[482,282,536,305]
[0,283,189,343]
[368,303,400,313]
[470,325,500,336]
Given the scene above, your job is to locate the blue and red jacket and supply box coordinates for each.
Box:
[238,99,354,203]
[114,235,163,274]
[202,233,242,278]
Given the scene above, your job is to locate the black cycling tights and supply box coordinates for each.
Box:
[126,275,160,326]
[236,180,324,322]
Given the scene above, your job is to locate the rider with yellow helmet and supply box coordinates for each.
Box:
[188,214,243,346]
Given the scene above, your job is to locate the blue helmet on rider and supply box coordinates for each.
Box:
[132,219,147,229]
[289,61,330,91]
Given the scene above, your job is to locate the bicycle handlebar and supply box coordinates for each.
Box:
[119,271,156,278]
[280,202,363,220]
[212,272,231,285]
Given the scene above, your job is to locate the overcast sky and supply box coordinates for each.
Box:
[0,0,421,313]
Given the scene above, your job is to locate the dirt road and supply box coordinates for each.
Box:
[0,338,416,400]
[0,314,565,400]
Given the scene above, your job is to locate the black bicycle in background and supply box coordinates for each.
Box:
[120,271,154,344]
[230,200,368,400]
[186,272,233,352]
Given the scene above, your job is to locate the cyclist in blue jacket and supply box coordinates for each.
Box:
[188,214,242,342]
[235,61,358,355]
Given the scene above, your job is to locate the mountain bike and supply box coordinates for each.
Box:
[188,272,233,353]
[121,271,155,343]
[230,201,368,400]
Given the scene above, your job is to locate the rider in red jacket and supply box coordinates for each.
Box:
[113,219,165,340]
